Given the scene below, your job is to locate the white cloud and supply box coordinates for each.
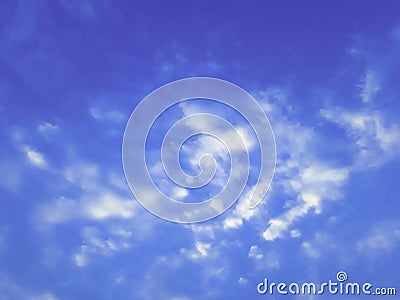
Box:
[257,90,351,241]
[290,229,301,238]
[222,187,261,230]
[238,277,248,285]
[22,145,47,168]
[179,101,257,154]
[0,273,59,300]
[320,107,400,168]
[168,82,394,246]
[37,122,58,135]
[195,241,211,257]
[357,220,400,256]
[73,246,89,267]
[38,161,137,224]
[39,196,77,224]
[181,241,213,260]
[263,219,289,241]
[248,245,263,260]
[85,192,135,220]
[39,189,135,224]
[299,231,348,263]
[112,228,133,239]
[248,245,280,269]
[90,106,125,123]
[124,69,399,296]
[301,165,349,186]
[301,193,321,213]
[73,226,132,267]
[188,224,215,239]
[64,163,99,187]
[256,87,289,113]
[360,69,380,103]
[262,163,349,241]
[144,99,260,222]
[301,241,320,259]
[223,217,243,230]
[172,187,188,199]
[165,87,355,242]
[257,79,396,244]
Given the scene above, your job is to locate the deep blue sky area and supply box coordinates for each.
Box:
[1,1,400,299]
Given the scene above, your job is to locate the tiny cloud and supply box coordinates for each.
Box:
[90,106,125,123]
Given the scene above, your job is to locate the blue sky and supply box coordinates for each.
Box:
[1,1,400,299]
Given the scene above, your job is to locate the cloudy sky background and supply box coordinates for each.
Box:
[1,1,400,299]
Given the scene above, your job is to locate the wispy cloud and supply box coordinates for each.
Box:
[90,106,126,123]
[257,89,350,241]
[22,145,48,168]
[0,273,59,300]
[357,219,400,256]
[248,244,280,269]
[180,241,212,260]
[37,122,58,136]
[248,245,263,260]
[38,162,136,224]
[73,226,132,267]
[321,105,400,169]
[290,229,301,238]
[300,232,341,260]
[222,187,260,230]
[258,66,400,242]
[360,69,381,103]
